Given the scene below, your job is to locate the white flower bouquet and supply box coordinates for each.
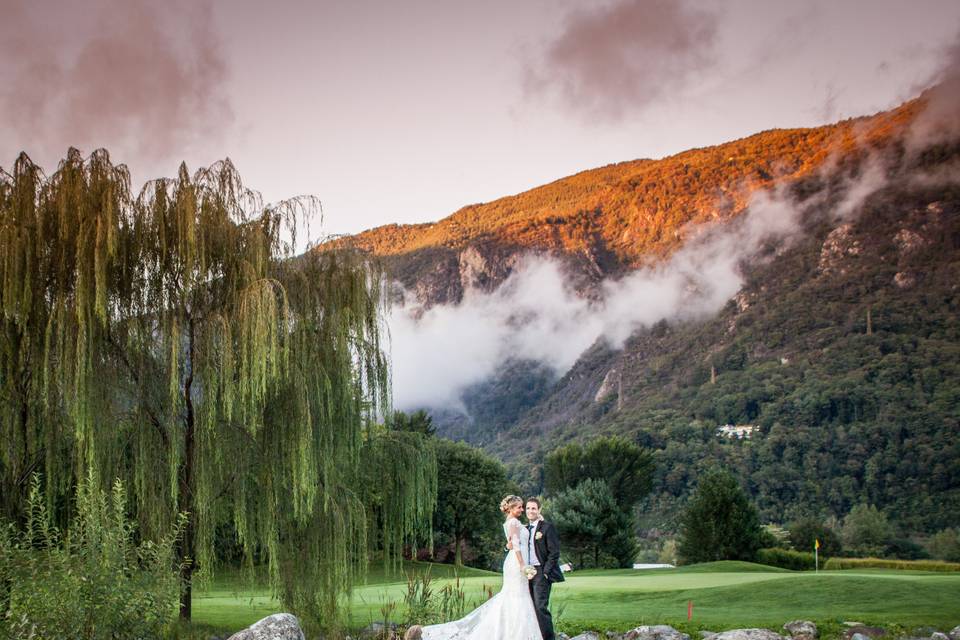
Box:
[523,565,538,580]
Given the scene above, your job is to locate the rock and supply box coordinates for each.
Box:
[818,223,862,276]
[570,633,601,640]
[226,613,305,640]
[949,626,960,640]
[557,634,571,640]
[595,368,621,404]
[624,625,691,640]
[850,634,870,640]
[783,621,818,639]
[843,626,886,640]
[360,622,398,639]
[711,630,788,640]
[403,626,423,640]
[893,271,916,288]
[931,633,950,640]
[700,633,717,639]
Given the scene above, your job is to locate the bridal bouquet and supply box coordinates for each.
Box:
[523,565,538,580]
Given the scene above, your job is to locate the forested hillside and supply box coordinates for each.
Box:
[331,87,959,535]
[492,144,960,533]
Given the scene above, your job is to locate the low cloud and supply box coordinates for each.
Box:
[523,0,718,123]
[387,150,908,414]
[0,0,231,169]
[907,29,960,149]
[389,187,809,412]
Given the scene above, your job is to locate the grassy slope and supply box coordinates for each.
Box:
[191,562,960,635]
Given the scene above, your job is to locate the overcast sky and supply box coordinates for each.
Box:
[2,0,959,241]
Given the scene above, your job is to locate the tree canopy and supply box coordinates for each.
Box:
[547,478,636,568]
[544,435,654,509]
[677,468,763,564]
[0,149,434,627]
[433,438,511,566]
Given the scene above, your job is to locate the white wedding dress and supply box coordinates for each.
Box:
[420,516,544,640]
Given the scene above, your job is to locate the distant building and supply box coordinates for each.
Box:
[716,424,759,439]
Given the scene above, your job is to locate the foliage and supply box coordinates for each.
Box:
[677,469,763,564]
[756,547,816,571]
[841,504,893,557]
[658,539,678,565]
[487,171,960,540]
[389,409,436,437]
[0,474,184,639]
[543,435,654,509]
[926,528,960,562]
[400,569,467,627]
[788,517,843,557]
[547,478,636,568]
[361,428,438,572]
[0,150,433,629]
[823,557,960,571]
[885,537,930,560]
[432,439,511,567]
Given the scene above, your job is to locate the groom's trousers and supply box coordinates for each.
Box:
[529,570,554,640]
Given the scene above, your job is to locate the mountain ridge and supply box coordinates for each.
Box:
[325,97,924,307]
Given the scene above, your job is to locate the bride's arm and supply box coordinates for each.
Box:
[508,520,525,568]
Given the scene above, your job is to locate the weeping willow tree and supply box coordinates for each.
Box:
[0,148,436,626]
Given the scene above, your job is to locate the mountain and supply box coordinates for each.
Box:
[324,88,960,533]
[328,96,921,306]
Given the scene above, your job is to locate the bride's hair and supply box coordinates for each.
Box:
[499,494,522,513]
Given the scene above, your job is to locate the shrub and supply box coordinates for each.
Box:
[840,504,892,557]
[926,528,960,562]
[756,547,817,571]
[0,474,185,639]
[401,569,467,627]
[787,516,843,557]
[885,537,930,560]
[823,557,960,571]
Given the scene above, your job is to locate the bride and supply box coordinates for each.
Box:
[417,495,544,640]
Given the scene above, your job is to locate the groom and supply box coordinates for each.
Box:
[524,497,563,640]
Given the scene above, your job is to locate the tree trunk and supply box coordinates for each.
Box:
[454,533,463,566]
[178,318,197,620]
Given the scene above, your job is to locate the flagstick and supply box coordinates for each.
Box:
[815,541,819,573]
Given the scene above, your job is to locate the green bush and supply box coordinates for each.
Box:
[756,547,817,571]
[823,557,960,571]
[0,474,185,639]
[926,528,960,562]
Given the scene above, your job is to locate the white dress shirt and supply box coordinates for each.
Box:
[526,519,542,566]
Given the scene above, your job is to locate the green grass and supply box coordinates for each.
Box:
[190,562,960,636]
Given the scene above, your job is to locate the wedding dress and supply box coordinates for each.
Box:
[420,516,544,640]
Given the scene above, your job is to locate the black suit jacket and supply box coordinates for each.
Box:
[530,519,565,582]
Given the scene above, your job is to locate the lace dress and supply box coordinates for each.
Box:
[420,516,543,640]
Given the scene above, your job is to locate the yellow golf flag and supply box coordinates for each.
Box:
[815,538,820,550]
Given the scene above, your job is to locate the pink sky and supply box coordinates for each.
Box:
[2,0,959,242]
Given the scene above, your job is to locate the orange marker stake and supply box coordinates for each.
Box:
[688,600,693,620]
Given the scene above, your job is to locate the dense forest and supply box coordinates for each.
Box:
[478,144,960,536]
